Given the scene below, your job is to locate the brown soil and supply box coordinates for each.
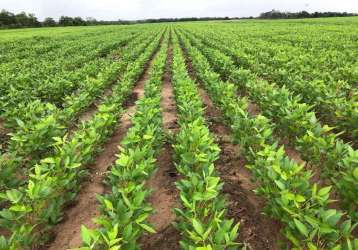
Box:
[176,41,280,249]
[140,41,181,250]
[46,49,153,250]
[279,138,305,165]
[198,87,283,250]
[177,38,284,249]
[0,119,10,152]
[247,101,261,117]
[0,228,10,238]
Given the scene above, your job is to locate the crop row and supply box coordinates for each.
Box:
[78,30,169,250]
[0,26,131,63]
[176,30,357,249]
[0,29,164,249]
[0,28,142,115]
[180,26,357,144]
[197,22,358,88]
[171,33,240,250]
[0,30,160,195]
[178,29,358,222]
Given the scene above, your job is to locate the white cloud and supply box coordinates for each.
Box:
[1,0,358,20]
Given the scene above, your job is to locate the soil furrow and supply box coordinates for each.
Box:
[140,40,182,250]
[178,41,283,249]
[198,86,282,250]
[0,119,10,153]
[46,48,157,250]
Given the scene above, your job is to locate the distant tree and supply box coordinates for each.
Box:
[59,16,74,26]
[259,9,357,19]
[43,17,57,27]
[28,13,40,26]
[86,17,97,25]
[0,9,16,27]
[73,16,86,26]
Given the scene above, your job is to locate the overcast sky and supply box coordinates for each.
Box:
[1,0,358,21]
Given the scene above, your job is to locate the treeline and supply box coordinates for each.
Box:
[0,10,40,28]
[0,9,125,28]
[0,9,234,28]
[259,10,358,19]
[1,8,358,29]
[133,17,231,23]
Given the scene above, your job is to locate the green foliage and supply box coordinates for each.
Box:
[171,34,241,249]
[0,28,164,248]
[178,27,358,226]
[176,30,358,249]
[77,33,168,250]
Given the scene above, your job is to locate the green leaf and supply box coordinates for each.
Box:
[135,213,149,224]
[41,157,56,164]
[81,225,92,246]
[340,220,352,237]
[192,218,204,236]
[9,205,30,212]
[104,199,113,211]
[294,218,309,237]
[117,154,129,167]
[196,246,213,250]
[307,242,318,250]
[274,180,285,190]
[143,134,153,140]
[139,223,156,234]
[295,195,306,203]
[15,119,25,128]
[352,168,358,181]
[318,186,331,196]
[6,189,23,204]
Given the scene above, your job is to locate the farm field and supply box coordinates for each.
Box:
[0,17,357,250]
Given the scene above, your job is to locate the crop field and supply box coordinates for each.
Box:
[0,17,357,250]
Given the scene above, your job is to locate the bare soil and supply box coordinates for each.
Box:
[0,119,10,153]
[198,87,283,250]
[46,50,154,250]
[247,101,261,117]
[140,42,181,250]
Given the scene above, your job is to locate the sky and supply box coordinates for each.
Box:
[1,0,358,21]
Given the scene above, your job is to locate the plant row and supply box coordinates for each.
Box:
[0,30,160,194]
[171,33,240,250]
[176,30,358,250]
[0,26,130,63]
[0,28,142,112]
[0,30,164,249]
[195,23,358,89]
[181,26,357,144]
[178,29,358,222]
[77,31,169,250]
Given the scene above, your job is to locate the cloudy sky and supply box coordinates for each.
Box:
[1,0,358,21]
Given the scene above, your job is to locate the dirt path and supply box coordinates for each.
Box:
[46,49,157,250]
[140,40,182,250]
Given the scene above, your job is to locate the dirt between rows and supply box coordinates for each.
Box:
[140,40,182,250]
[198,87,283,250]
[0,119,10,153]
[46,45,158,250]
[178,40,284,249]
